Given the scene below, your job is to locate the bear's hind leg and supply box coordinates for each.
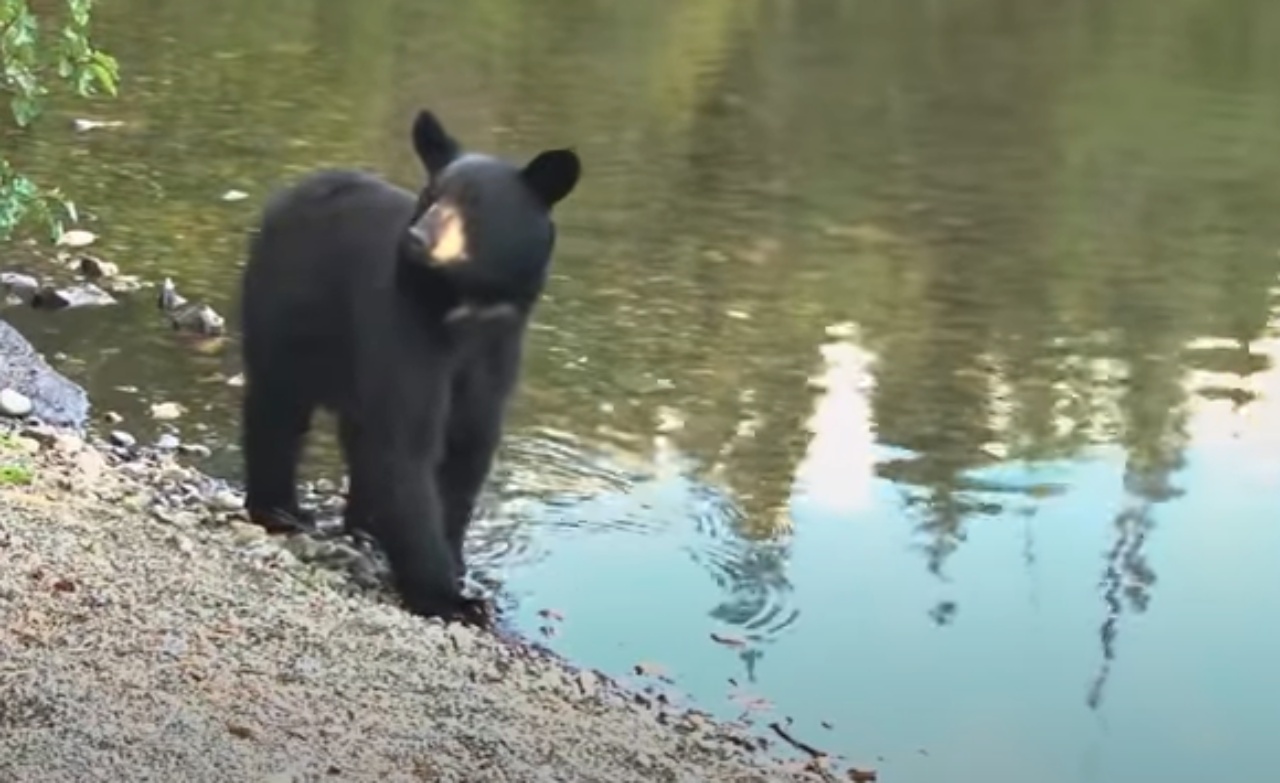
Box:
[242,381,316,534]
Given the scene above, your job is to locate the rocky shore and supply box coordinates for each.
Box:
[0,409,846,782]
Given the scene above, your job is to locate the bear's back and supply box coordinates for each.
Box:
[239,169,423,368]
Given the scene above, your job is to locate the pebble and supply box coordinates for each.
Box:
[168,533,196,555]
[0,388,33,417]
[72,117,125,132]
[76,255,119,279]
[210,489,243,511]
[283,535,322,562]
[73,449,107,486]
[52,433,84,453]
[348,559,384,590]
[56,229,97,248]
[102,411,124,425]
[105,275,144,294]
[150,402,186,420]
[578,670,601,699]
[21,423,60,444]
[168,304,227,336]
[110,430,137,448]
[0,272,40,303]
[9,436,41,455]
[153,508,199,529]
[121,493,150,511]
[179,443,212,458]
[230,521,267,544]
[156,433,181,451]
[30,283,118,310]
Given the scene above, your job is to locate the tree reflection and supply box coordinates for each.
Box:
[9,0,1280,713]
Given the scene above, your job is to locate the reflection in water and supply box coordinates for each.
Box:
[5,0,1280,780]
[477,426,804,644]
[791,323,878,517]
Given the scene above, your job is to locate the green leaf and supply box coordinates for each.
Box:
[9,93,40,126]
[1,0,120,242]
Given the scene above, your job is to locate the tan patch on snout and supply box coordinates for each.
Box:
[416,202,469,266]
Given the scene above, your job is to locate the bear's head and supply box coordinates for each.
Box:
[401,109,581,307]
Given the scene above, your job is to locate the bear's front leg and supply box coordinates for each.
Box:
[438,330,523,578]
[438,396,505,579]
[369,448,491,626]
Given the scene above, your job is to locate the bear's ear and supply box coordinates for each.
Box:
[521,149,581,208]
[412,110,460,177]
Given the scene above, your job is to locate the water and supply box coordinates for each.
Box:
[3,1,1280,780]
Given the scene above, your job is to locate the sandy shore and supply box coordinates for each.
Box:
[0,421,850,782]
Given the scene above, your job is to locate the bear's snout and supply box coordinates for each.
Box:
[409,202,470,267]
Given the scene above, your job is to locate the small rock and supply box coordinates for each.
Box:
[72,118,124,132]
[244,541,298,568]
[20,423,59,444]
[168,303,226,336]
[446,624,478,653]
[121,493,150,511]
[0,388,34,417]
[150,402,186,420]
[210,489,243,511]
[169,533,196,555]
[102,411,123,425]
[577,670,600,698]
[76,255,119,279]
[329,541,361,565]
[179,443,212,458]
[227,373,245,388]
[8,436,41,455]
[154,508,198,528]
[0,272,40,304]
[230,521,266,544]
[56,229,97,248]
[348,558,384,589]
[52,433,84,453]
[222,189,250,202]
[159,464,192,483]
[105,275,144,294]
[109,430,137,448]
[30,283,117,310]
[156,433,181,450]
[283,535,323,562]
[157,278,187,311]
[73,449,106,485]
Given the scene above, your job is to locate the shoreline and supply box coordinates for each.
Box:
[0,413,852,782]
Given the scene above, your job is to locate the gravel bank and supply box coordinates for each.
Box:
[0,423,838,782]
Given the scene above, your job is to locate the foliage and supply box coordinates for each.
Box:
[0,459,33,485]
[0,433,35,485]
[1,0,119,241]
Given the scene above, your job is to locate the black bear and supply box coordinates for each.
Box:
[237,109,581,623]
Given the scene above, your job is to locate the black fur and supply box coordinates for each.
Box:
[237,109,580,623]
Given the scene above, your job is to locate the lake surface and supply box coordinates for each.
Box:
[4,1,1280,780]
